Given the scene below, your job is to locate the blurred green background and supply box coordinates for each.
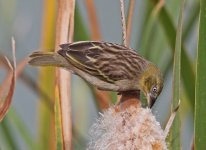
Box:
[0,0,199,149]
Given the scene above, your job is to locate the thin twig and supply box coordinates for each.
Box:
[164,100,180,139]
[11,37,16,71]
[0,57,12,107]
[118,0,128,102]
[0,57,27,98]
[120,0,127,47]
[0,55,53,110]
[126,0,135,44]
[0,38,16,122]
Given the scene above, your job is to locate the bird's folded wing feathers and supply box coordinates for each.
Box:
[58,41,147,83]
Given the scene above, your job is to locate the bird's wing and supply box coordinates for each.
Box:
[58,41,148,83]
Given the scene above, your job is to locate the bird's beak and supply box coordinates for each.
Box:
[147,93,156,108]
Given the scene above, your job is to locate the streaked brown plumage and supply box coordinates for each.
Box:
[29,41,163,107]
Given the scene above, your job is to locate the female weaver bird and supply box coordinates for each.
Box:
[29,41,163,108]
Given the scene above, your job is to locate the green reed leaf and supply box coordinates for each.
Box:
[194,0,206,149]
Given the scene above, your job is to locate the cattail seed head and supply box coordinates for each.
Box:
[88,100,167,150]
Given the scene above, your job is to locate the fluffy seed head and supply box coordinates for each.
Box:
[88,101,167,150]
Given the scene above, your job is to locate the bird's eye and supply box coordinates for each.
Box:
[152,87,157,93]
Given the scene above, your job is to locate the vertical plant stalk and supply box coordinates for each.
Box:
[169,1,185,149]
[120,0,127,47]
[39,0,56,149]
[118,0,128,102]
[118,0,141,103]
[85,0,101,40]
[85,0,111,109]
[194,0,206,149]
[126,0,135,44]
[55,0,75,149]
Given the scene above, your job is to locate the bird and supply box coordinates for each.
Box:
[28,41,163,108]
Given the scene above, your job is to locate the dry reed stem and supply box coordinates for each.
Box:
[0,57,12,99]
[126,0,135,44]
[0,57,13,108]
[0,55,54,110]
[85,0,101,40]
[117,0,128,102]
[0,57,27,98]
[118,1,143,105]
[0,38,16,122]
[84,0,111,109]
[120,0,127,47]
[55,0,75,149]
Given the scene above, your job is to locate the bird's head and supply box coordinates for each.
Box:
[139,63,163,108]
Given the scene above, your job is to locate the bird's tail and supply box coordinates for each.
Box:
[28,51,66,67]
